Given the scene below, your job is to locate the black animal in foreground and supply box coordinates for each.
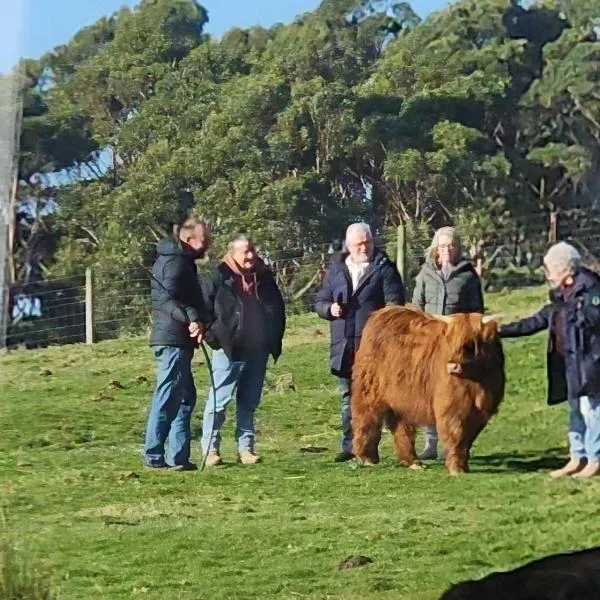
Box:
[439,547,600,600]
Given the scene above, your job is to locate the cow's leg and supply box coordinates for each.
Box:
[439,412,486,475]
[386,412,421,469]
[351,405,382,465]
[437,414,468,475]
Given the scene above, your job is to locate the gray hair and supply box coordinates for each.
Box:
[228,234,252,253]
[544,242,581,274]
[425,226,461,263]
[345,222,372,243]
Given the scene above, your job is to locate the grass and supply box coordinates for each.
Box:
[2,284,600,600]
[1,522,53,600]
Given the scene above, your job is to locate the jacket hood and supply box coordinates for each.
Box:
[550,266,600,302]
[156,237,185,257]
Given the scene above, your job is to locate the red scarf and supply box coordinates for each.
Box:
[223,253,258,297]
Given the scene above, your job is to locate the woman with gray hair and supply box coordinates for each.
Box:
[500,242,600,479]
[413,226,484,460]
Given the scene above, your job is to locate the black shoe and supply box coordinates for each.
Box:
[145,462,168,470]
[168,462,198,472]
[334,452,355,463]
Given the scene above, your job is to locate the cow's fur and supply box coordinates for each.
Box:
[439,546,600,599]
[351,306,505,474]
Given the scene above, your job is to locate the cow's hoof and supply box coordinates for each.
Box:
[356,458,377,467]
[448,469,467,476]
[408,462,425,471]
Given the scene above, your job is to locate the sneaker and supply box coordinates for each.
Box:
[145,462,168,470]
[238,451,261,465]
[334,451,355,463]
[203,451,223,467]
[168,462,198,472]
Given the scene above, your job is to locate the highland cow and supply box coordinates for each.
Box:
[351,306,504,474]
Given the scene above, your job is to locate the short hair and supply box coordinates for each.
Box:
[228,234,252,253]
[345,222,372,243]
[175,216,208,238]
[544,241,581,274]
[426,226,461,263]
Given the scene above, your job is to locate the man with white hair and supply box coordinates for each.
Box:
[500,242,600,479]
[315,222,405,462]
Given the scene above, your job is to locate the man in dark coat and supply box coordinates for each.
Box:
[144,217,211,471]
[200,234,286,466]
[500,242,600,479]
[315,222,405,462]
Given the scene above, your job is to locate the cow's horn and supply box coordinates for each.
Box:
[482,313,503,324]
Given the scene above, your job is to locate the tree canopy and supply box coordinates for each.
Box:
[8,0,600,283]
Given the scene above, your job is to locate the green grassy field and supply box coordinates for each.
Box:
[2,284,600,600]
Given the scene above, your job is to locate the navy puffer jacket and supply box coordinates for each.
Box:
[149,237,210,348]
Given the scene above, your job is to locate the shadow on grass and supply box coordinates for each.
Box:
[470,447,567,473]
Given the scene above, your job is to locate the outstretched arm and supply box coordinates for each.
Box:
[499,305,552,338]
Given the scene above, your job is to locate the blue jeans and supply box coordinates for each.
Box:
[201,349,269,454]
[569,396,600,461]
[338,377,353,454]
[144,346,196,467]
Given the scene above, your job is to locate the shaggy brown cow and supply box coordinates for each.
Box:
[351,306,504,474]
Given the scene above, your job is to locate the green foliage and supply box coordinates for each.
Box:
[9,0,600,286]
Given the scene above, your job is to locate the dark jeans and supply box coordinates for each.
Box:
[338,377,352,454]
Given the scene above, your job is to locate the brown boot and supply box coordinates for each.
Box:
[550,458,585,478]
[238,451,261,465]
[572,460,600,479]
[204,451,223,467]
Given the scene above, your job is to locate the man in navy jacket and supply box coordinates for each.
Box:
[315,222,405,462]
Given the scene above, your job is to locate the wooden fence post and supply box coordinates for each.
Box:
[549,211,558,245]
[396,221,407,281]
[475,256,483,278]
[85,267,94,345]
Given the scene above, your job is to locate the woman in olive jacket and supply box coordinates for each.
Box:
[412,226,484,460]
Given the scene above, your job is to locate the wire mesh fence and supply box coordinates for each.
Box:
[4,208,600,350]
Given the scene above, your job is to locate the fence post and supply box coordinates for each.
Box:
[549,211,558,245]
[85,267,94,345]
[475,257,483,278]
[396,221,407,281]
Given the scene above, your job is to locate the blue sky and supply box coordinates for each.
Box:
[1,0,448,73]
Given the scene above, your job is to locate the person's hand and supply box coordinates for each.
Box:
[330,303,343,318]
[189,321,205,342]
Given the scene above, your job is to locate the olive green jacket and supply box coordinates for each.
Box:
[412,260,484,315]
